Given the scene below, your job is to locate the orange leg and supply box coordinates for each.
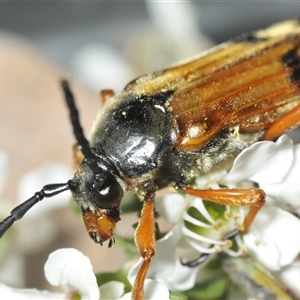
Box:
[183,187,266,233]
[100,89,115,105]
[73,143,85,171]
[132,197,156,300]
[263,104,300,141]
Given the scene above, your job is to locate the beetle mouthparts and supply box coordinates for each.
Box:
[82,209,116,246]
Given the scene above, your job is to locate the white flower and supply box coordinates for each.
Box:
[44,248,125,299]
[224,135,294,185]
[223,135,300,270]
[278,260,300,297]
[0,283,63,299]
[242,206,300,271]
[130,135,300,292]
[223,135,300,210]
[44,248,100,299]
[0,248,125,300]
[99,281,126,300]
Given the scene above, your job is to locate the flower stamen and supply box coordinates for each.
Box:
[212,220,223,231]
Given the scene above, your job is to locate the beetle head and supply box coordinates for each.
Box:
[70,162,123,246]
[61,80,123,246]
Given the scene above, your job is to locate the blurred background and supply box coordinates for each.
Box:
[0,0,300,293]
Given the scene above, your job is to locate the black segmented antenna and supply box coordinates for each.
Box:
[0,183,70,238]
[61,80,102,177]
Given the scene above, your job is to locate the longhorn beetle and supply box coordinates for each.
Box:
[2,20,300,299]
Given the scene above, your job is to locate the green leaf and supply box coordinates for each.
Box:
[169,291,188,300]
[185,277,228,300]
[96,269,132,293]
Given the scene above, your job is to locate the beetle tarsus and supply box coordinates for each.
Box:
[108,237,115,248]
[180,253,210,268]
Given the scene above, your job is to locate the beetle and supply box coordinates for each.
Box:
[1,19,300,299]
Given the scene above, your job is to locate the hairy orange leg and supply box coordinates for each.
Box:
[263,103,300,140]
[132,197,156,300]
[183,187,266,233]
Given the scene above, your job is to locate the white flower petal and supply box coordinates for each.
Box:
[44,248,99,300]
[152,230,201,290]
[243,229,281,270]
[225,135,293,184]
[278,261,300,297]
[0,283,64,299]
[120,279,169,300]
[127,259,141,287]
[147,225,182,279]
[143,279,169,300]
[243,207,300,270]
[162,258,202,291]
[261,143,300,206]
[155,193,186,223]
[99,281,124,299]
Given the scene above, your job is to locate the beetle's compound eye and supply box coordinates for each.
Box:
[93,174,123,209]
